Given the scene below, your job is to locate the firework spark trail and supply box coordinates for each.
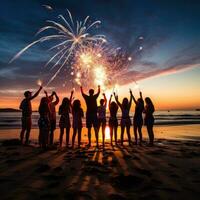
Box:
[9,9,105,86]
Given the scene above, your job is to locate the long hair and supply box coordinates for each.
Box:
[110,101,118,114]
[145,97,155,112]
[39,97,49,114]
[122,98,129,109]
[59,98,70,114]
[73,99,81,112]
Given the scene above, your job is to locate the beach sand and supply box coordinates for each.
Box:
[0,138,199,199]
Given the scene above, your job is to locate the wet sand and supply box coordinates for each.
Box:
[0,138,199,199]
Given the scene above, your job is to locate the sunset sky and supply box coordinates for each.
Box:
[0,0,200,110]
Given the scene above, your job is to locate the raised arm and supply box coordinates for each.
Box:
[109,94,112,108]
[69,90,74,103]
[29,86,42,100]
[129,89,133,109]
[114,92,122,108]
[80,86,87,98]
[53,91,59,105]
[94,85,100,98]
[140,91,143,99]
[103,93,107,107]
[69,90,74,109]
[44,90,51,103]
[131,92,137,104]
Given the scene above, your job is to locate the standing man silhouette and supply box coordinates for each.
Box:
[81,85,100,148]
[19,86,42,144]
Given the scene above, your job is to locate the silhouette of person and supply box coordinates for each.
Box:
[97,93,107,148]
[81,85,100,148]
[19,86,42,145]
[72,99,84,148]
[144,97,155,146]
[45,91,59,145]
[58,91,73,147]
[114,90,132,146]
[131,91,144,145]
[38,96,50,149]
[108,94,119,146]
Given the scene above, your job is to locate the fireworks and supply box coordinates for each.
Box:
[10,9,137,90]
[9,9,105,86]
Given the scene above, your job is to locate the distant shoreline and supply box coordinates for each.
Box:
[0,108,20,112]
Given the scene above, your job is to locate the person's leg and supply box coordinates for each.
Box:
[102,124,106,148]
[20,128,26,144]
[87,127,91,147]
[114,126,118,145]
[78,128,82,148]
[149,125,154,145]
[66,126,70,147]
[72,128,77,148]
[94,126,99,148]
[46,128,49,148]
[138,125,143,144]
[126,125,131,146]
[110,126,113,146]
[147,125,154,145]
[50,129,53,145]
[25,128,31,145]
[133,124,138,145]
[41,129,45,148]
[59,128,64,147]
[121,126,125,146]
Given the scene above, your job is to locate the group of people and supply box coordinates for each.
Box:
[19,85,155,149]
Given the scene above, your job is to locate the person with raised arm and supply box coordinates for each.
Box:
[144,97,155,146]
[81,85,100,148]
[58,90,73,148]
[97,93,107,148]
[71,99,84,148]
[44,91,60,145]
[38,93,51,149]
[19,86,42,145]
[131,91,144,145]
[114,90,132,146]
[108,94,119,146]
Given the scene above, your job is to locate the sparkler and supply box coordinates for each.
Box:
[37,79,42,86]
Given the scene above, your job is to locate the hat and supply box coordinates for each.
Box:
[24,90,32,97]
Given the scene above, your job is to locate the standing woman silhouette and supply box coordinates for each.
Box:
[144,97,155,146]
[114,90,132,146]
[58,90,73,147]
[131,91,144,145]
[108,94,119,146]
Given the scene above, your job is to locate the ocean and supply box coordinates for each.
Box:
[0,110,199,129]
[0,110,199,142]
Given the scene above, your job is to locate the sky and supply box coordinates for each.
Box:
[0,0,200,110]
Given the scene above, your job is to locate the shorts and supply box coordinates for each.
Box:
[98,118,106,127]
[109,117,118,127]
[121,117,131,127]
[21,116,32,129]
[144,116,154,126]
[133,116,143,127]
[86,113,98,128]
[50,119,56,131]
[59,115,71,128]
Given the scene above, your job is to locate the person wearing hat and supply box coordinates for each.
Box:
[19,86,42,144]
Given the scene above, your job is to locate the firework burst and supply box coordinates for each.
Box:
[9,9,106,86]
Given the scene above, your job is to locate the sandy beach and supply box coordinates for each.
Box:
[0,137,199,200]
